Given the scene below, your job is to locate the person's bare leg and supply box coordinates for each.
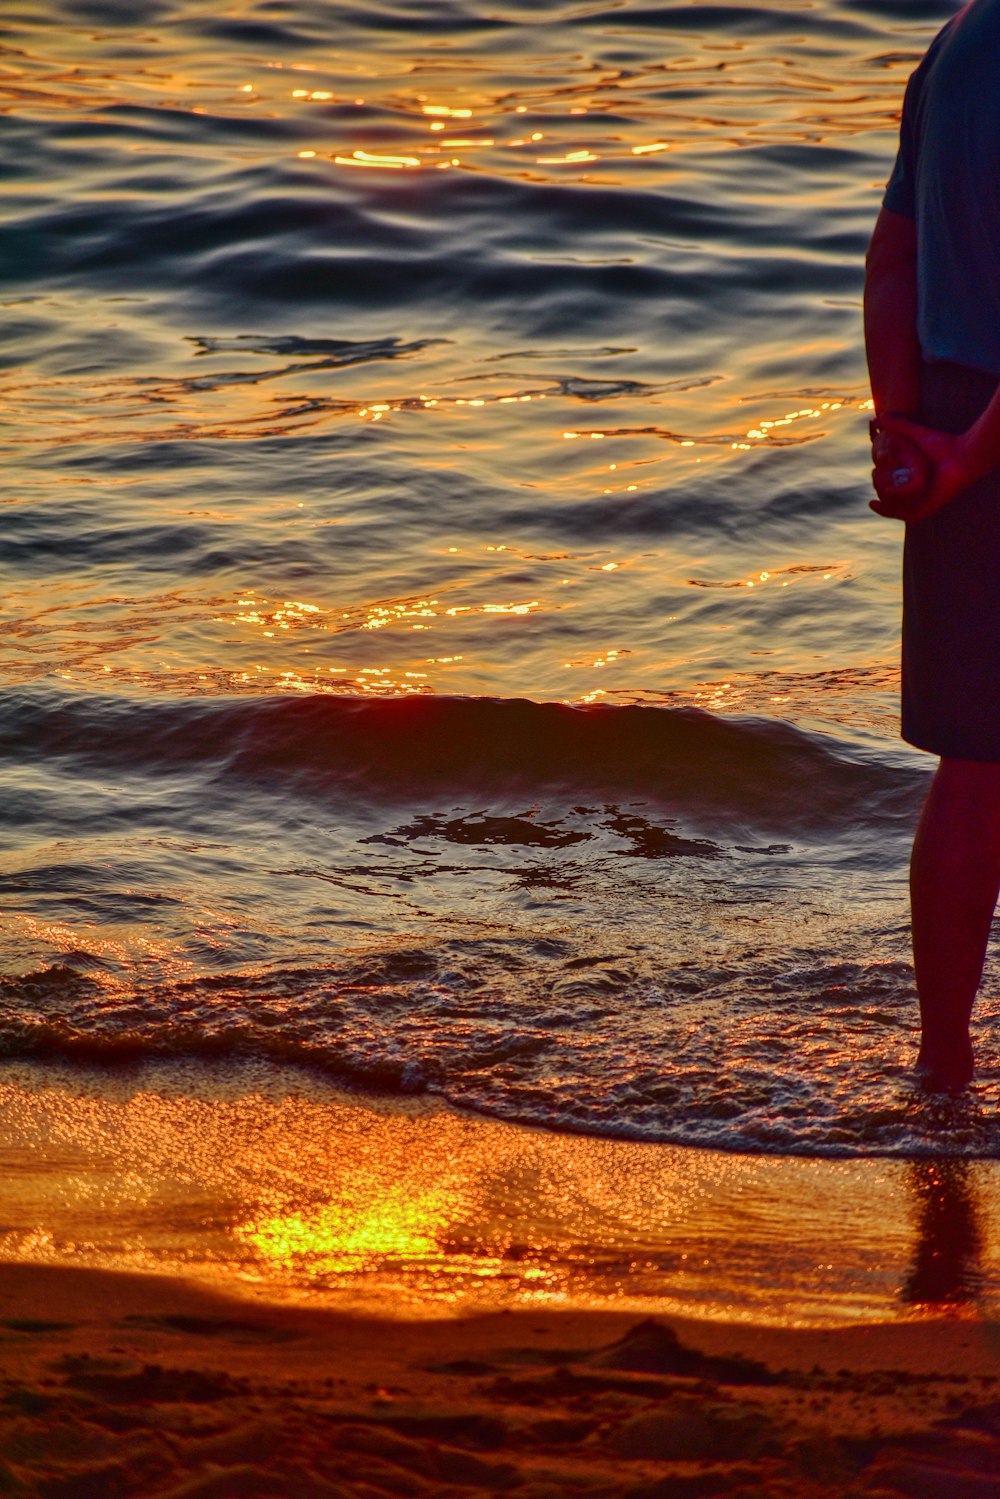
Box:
[910,757,1000,1090]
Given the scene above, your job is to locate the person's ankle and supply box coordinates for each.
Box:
[916,1037,974,1092]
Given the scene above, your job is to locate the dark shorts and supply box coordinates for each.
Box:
[902,359,1000,762]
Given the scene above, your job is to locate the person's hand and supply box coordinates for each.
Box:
[870,421,931,512]
[869,414,978,523]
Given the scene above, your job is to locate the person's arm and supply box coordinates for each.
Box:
[864,205,921,420]
[865,205,1000,521]
[863,206,931,518]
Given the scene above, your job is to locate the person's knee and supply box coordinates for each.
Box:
[916,758,1000,873]
[935,757,1000,822]
[938,755,1000,787]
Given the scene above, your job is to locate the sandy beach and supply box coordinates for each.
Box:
[3,1262,1000,1497]
[0,1063,999,1495]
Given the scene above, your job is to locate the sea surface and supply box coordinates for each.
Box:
[4,0,992,1161]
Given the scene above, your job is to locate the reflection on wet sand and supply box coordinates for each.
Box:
[902,1160,984,1309]
[4,1062,1000,1325]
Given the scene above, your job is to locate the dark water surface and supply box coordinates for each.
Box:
[7,0,993,1158]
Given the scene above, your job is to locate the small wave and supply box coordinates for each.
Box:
[0,687,924,836]
[3,160,861,323]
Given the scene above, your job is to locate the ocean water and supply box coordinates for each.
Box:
[4,0,992,1161]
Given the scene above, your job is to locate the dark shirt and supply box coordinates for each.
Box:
[884,0,1000,377]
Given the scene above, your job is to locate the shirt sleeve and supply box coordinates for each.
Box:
[883,67,922,220]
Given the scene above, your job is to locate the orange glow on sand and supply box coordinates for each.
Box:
[0,1063,974,1326]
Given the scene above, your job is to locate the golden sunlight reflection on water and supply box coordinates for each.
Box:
[1,352,872,461]
[2,0,928,728]
[9,913,192,987]
[2,552,896,726]
[2,1063,1000,1324]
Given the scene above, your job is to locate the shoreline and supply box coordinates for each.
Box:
[0,1058,998,1326]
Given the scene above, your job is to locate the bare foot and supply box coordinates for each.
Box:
[916,1041,974,1094]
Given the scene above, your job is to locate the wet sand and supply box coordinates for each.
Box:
[3,1061,999,1324]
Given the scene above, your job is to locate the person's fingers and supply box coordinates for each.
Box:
[873,462,930,503]
[872,429,895,463]
[869,496,911,519]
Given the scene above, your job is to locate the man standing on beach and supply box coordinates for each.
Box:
[864,0,1000,1092]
